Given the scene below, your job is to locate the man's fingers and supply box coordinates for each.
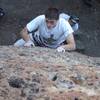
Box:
[24,40,35,47]
[57,47,65,52]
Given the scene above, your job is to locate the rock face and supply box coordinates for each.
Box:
[0,46,100,100]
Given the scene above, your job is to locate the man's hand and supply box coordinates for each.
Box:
[24,40,35,47]
[57,46,65,53]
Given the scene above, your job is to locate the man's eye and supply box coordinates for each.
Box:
[46,20,54,24]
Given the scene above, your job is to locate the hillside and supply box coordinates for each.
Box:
[0,46,100,100]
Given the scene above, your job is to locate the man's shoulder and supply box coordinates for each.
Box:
[59,13,70,20]
[59,18,73,32]
[59,18,69,25]
[35,15,45,20]
[28,15,45,24]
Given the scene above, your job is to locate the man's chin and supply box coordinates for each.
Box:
[48,27,52,29]
[48,26,55,29]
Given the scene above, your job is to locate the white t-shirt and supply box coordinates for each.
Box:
[59,13,70,20]
[27,15,73,48]
[60,13,79,32]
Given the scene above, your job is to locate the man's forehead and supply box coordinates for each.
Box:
[46,18,57,21]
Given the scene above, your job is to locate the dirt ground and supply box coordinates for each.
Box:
[0,0,100,57]
[0,46,100,100]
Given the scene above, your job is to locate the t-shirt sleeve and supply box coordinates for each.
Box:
[62,20,74,37]
[60,13,70,20]
[26,15,44,32]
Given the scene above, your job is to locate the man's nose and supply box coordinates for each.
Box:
[47,23,52,28]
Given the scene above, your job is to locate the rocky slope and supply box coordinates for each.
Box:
[0,46,100,100]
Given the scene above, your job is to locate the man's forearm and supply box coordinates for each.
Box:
[20,27,30,42]
[62,33,76,51]
[61,44,76,51]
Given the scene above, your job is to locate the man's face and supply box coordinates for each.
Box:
[46,18,58,29]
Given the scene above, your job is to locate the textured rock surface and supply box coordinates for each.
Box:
[0,46,100,100]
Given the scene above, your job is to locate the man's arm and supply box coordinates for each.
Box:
[20,27,30,42]
[62,33,76,51]
[19,27,34,47]
[57,33,76,52]
[20,15,44,42]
